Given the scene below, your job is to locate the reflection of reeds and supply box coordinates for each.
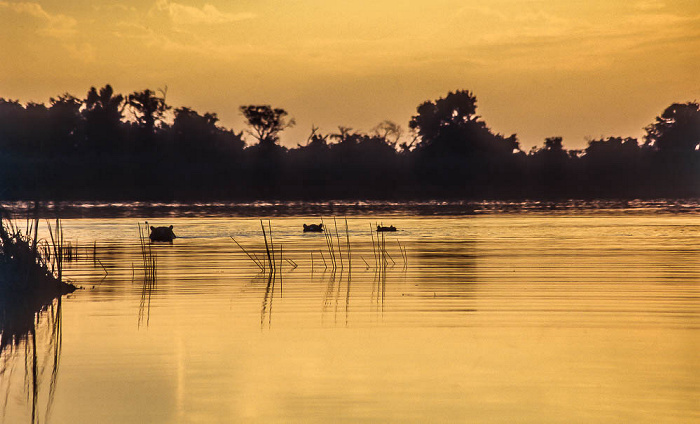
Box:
[137,222,157,281]
[0,296,64,424]
[137,222,157,328]
[334,217,342,269]
[138,272,157,328]
[260,270,275,329]
[228,220,287,329]
[397,239,408,268]
[345,217,351,270]
[246,217,407,328]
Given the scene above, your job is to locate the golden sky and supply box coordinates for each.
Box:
[1,0,699,149]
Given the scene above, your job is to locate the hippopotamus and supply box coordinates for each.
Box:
[149,225,176,242]
[303,223,324,232]
[376,225,397,232]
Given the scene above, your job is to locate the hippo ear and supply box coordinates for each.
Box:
[150,226,155,231]
[169,225,173,229]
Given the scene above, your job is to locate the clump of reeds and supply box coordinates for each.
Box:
[230,217,406,276]
[368,222,406,270]
[318,216,352,271]
[0,213,76,296]
[231,219,291,274]
[137,221,157,281]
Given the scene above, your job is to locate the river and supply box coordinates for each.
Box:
[1,202,698,423]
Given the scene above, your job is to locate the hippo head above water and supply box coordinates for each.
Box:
[303,223,324,232]
[149,225,176,242]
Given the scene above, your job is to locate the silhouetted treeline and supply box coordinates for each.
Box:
[0,86,698,201]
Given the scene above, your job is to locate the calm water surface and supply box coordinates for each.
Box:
[1,211,698,423]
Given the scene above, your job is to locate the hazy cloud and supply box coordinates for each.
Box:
[635,1,666,11]
[154,0,255,26]
[0,1,77,37]
[93,4,138,14]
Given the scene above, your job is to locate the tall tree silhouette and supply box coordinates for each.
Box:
[643,102,700,196]
[372,120,403,148]
[127,89,170,144]
[409,90,479,144]
[48,94,82,153]
[0,99,25,153]
[172,107,244,156]
[583,137,641,196]
[408,90,521,195]
[240,105,294,146]
[82,85,124,151]
[1,84,698,201]
[239,105,294,196]
[644,102,700,153]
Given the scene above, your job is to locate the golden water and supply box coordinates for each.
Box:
[1,213,698,423]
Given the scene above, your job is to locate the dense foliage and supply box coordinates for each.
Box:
[0,85,698,200]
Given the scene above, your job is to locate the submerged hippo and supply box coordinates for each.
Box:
[376,225,397,232]
[303,223,324,232]
[149,225,176,242]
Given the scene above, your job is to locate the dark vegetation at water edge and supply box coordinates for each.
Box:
[0,86,698,201]
[0,212,77,301]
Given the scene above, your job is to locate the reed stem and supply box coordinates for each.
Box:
[260,220,274,271]
[231,236,264,270]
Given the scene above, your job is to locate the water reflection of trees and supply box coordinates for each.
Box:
[413,240,478,298]
[0,296,64,424]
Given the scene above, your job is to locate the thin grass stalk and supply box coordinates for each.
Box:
[253,253,266,271]
[345,217,351,270]
[397,239,408,267]
[96,259,108,278]
[322,218,335,269]
[268,220,275,268]
[320,250,328,269]
[139,223,145,271]
[328,218,337,268]
[321,218,334,268]
[46,220,57,277]
[32,217,39,257]
[56,219,63,281]
[231,237,264,270]
[375,223,381,268]
[385,246,396,266]
[360,255,370,269]
[137,223,146,266]
[334,217,342,269]
[260,220,274,271]
[369,224,377,269]
[279,244,283,295]
[381,231,386,267]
